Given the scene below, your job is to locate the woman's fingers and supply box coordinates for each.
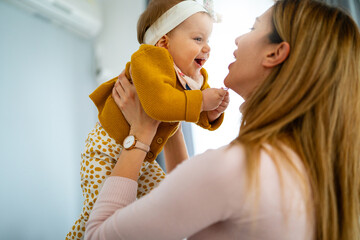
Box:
[116,71,127,96]
[111,68,160,140]
[223,93,230,104]
[118,69,136,99]
[112,68,141,114]
[112,83,124,110]
[112,70,129,109]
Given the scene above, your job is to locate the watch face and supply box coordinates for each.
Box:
[123,135,135,149]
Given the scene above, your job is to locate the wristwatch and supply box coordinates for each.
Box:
[123,135,150,152]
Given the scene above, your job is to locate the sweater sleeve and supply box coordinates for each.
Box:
[130,45,202,123]
[85,147,244,240]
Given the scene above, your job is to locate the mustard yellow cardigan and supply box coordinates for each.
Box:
[90,44,224,162]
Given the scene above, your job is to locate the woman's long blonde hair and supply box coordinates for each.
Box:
[233,0,360,239]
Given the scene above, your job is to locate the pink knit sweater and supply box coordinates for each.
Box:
[85,145,314,240]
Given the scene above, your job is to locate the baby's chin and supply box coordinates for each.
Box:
[189,70,203,81]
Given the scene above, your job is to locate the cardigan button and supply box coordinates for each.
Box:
[147,151,154,159]
[156,137,163,144]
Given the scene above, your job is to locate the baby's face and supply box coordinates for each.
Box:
[166,12,213,80]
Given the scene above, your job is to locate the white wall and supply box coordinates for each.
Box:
[192,0,274,155]
[95,0,146,84]
[0,0,146,238]
[0,1,96,238]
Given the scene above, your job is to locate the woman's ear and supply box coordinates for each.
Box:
[262,42,290,68]
[155,35,170,49]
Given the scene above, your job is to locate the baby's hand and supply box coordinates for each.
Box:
[201,88,227,111]
[207,90,230,122]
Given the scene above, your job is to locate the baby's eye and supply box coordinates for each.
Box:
[249,27,255,31]
[194,37,202,42]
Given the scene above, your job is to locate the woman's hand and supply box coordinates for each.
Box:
[112,71,160,145]
[109,71,160,180]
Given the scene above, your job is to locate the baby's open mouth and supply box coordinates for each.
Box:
[195,58,206,67]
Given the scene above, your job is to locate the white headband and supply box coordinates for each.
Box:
[143,1,209,45]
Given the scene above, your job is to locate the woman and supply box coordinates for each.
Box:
[85,0,360,239]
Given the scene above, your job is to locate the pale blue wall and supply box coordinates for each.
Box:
[0,1,98,239]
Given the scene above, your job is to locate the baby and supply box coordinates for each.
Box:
[66,0,228,239]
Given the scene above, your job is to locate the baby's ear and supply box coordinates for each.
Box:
[262,42,290,68]
[155,35,170,49]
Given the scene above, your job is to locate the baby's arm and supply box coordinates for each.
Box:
[129,46,202,123]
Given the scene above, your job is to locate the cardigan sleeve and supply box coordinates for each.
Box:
[129,45,203,123]
[197,111,224,130]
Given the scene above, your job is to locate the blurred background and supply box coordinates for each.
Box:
[0,0,358,239]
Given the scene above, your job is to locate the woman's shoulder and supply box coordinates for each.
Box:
[186,142,303,176]
[188,144,247,172]
[169,144,250,194]
[189,143,308,204]
[166,143,312,239]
